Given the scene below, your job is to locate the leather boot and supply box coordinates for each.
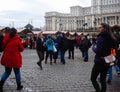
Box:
[17,83,23,90]
[0,80,4,92]
[37,62,43,70]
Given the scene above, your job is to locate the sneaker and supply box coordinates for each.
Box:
[17,85,23,90]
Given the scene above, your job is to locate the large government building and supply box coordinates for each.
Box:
[45,0,120,32]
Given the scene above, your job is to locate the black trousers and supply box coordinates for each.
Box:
[45,50,53,62]
[91,63,108,92]
[37,50,44,63]
[68,49,74,59]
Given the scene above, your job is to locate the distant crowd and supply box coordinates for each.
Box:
[0,23,120,92]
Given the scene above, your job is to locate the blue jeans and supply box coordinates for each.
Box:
[114,60,120,72]
[84,50,88,61]
[108,67,112,80]
[60,50,65,64]
[1,67,21,85]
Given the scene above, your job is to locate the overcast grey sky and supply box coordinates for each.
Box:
[0,0,91,28]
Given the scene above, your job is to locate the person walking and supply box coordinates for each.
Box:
[113,25,120,74]
[91,23,116,92]
[45,35,54,65]
[59,33,68,64]
[0,28,24,92]
[36,33,45,70]
[79,35,91,61]
[67,35,76,59]
[52,35,58,63]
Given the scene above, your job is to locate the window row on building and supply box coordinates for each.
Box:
[45,0,120,32]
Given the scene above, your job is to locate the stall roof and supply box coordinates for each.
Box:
[42,31,58,34]
[69,32,75,35]
[0,26,5,30]
[32,31,41,34]
[17,28,26,33]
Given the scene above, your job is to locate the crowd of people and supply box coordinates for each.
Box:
[0,23,120,92]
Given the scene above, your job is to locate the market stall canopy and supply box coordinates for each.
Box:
[17,28,26,33]
[0,26,5,30]
[42,31,58,34]
[32,31,41,34]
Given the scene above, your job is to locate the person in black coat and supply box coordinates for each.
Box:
[67,35,76,59]
[36,33,45,70]
[79,35,91,61]
[91,23,116,92]
[59,33,68,64]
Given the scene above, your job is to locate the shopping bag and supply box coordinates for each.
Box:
[53,45,57,52]
[104,54,116,66]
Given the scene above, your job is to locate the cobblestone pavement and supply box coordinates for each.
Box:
[0,48,120,92]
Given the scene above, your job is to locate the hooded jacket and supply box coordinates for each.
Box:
[0,34,24,68]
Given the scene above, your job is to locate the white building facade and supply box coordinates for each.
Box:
[45,0,120,32]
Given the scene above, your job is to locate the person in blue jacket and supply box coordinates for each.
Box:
[45,35,54,65]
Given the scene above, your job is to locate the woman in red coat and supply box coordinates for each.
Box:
[0,28,24,92]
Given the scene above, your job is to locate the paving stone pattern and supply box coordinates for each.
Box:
[0,48,120,92]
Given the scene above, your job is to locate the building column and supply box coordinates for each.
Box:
[101,17,103,23]
[119,16,120,25]
[80,20,82,29]
[106,17,108,24]
[103,17,105,23]
[115,16,117,24]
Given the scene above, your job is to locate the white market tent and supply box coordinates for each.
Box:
[32,31,41,34]
[42,31,58,34]
[0,26,5,30]
[1,26,88,36]
[17,28,26,33]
